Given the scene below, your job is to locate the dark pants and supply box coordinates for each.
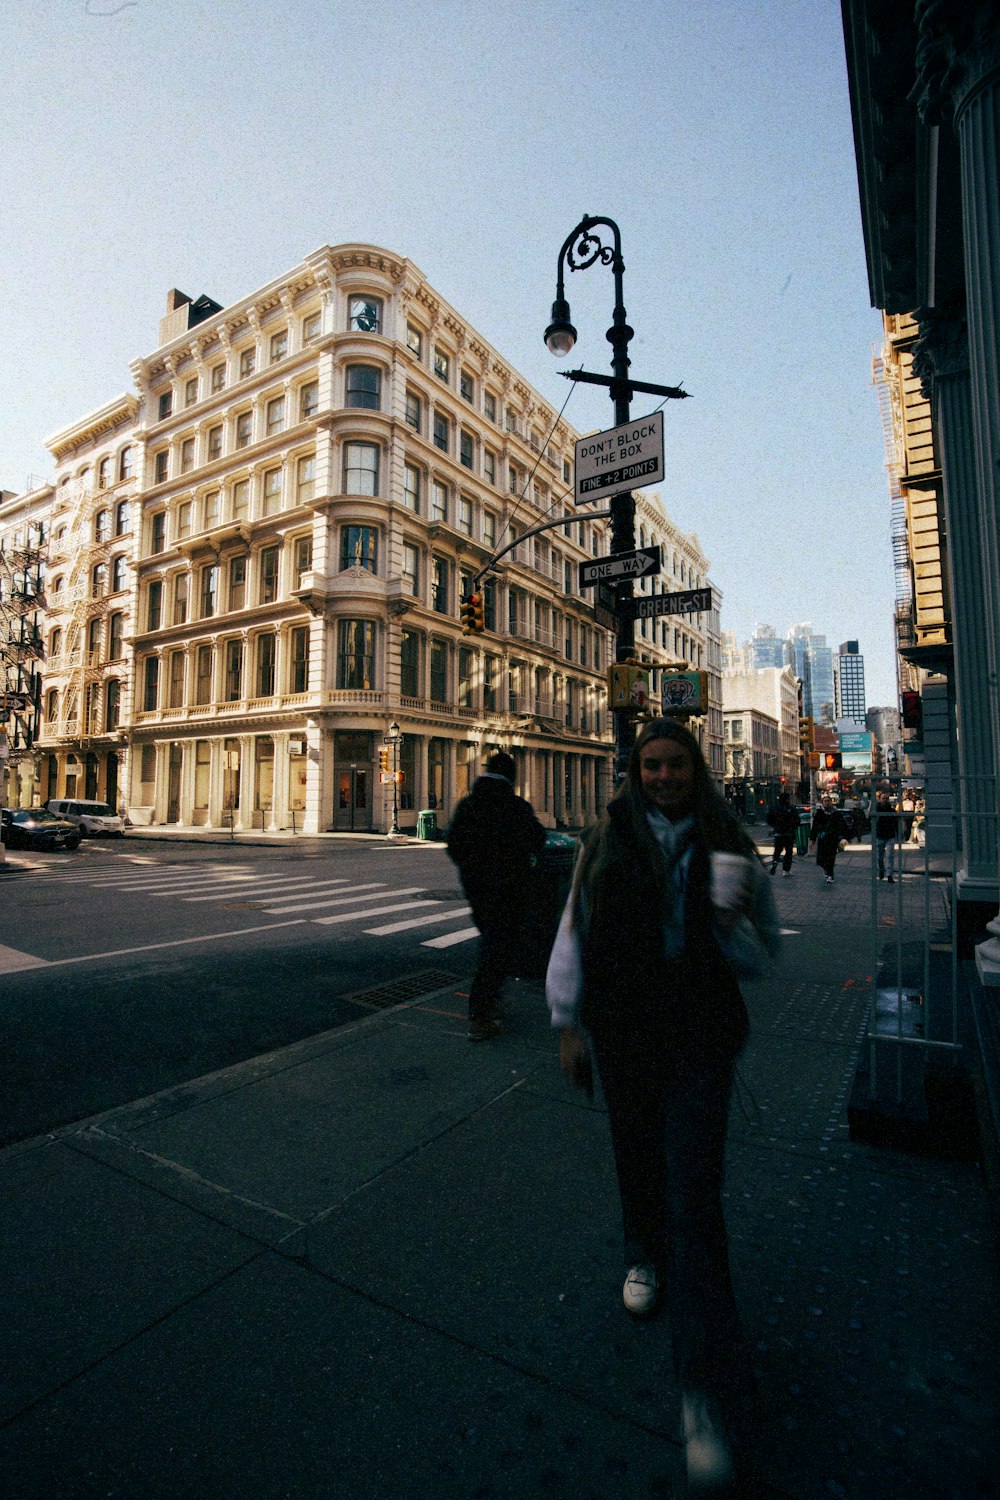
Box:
[466,888,523,1023]
[589,1021,747,1399]
[815,837,838,877]
[770,835,795,872]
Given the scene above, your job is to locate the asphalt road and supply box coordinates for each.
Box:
[0,837,473,1147]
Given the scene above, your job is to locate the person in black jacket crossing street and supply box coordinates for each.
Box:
[809,795,851,884]
[446,751,546,1040]
[767,792,799,876]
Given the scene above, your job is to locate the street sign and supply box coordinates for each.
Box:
[579,545,661,589]
[624,586,712,621]
[574,411,664,503]
[0,692,30,712]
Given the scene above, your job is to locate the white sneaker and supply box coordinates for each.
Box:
[682,1392,733,1490]
[622,1263,658,1316]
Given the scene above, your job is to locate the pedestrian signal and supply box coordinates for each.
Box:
[379,747,391,773]
[460,591,485,634]
[901,691,922,730]
[823,751,843,771]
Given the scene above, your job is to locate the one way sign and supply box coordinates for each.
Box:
[578,546,661,589]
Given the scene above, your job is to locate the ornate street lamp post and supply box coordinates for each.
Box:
[545,214,689,782]
[387,719,401,837]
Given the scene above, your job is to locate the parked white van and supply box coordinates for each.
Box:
[46,799,126,837]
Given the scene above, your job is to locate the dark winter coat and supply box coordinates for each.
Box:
[446,774,546,907]
[810,807,850,856]
[768,802,800,838]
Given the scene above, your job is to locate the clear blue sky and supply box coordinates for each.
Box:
[2,0,893,701]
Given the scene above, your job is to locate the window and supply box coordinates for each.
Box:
[94,509,111,543]
[430,640,448,703]
[119,447,135,482]
[563,458,571,484]
[460,369,474,403]
[259,545,279,604]
[262,467,283,516]
[180,438,195,473]
[483,578,497,630]
[256,633,276,696]
[296,455,316,504]
[433,411,449,452]
[147,580,162,630]
[88,618,102,664]
[270,329,288,364]
[168,649,185,709]
[458,647,474,708]
[484,510,497,547]
[431,556,448,613]
[225,639,243,701]
[348,296,381,333]
[143,656,159,711]
[400,629,420,697]
[402,541,419,594]
[172,572,188,624]
[343,442,379,496]
[266,395,286,435]
[108,613,124,661]
[176,499,192,537]
[158,391,172,421]
[340,525,377,572]
[433,347,449,382]
[402,463,420,512]
[346,365,380,409]
[459,431,474,469]
[232,478,250,519]
[239,347,256,379]
[154,450,168,483]
[484,448,496,486]
[404,390,421,431]
[303,311,322,343]
[207,424,223,460]
[112,555,127,591]
[235,411,253,449]
[293,535,312,586]
[337,619,374,689]
[457,496,473,535]
[185,377,199,407]
[484,391,497,423]
[194,739,211,809]
[211,363,226,392]
[290,625,310,692]
[300,381,319,419]
[406,323,422,357]
[195,644,213,705]
[229,555,246,610]
[98,456,113,490]
[203,490,220,528]
[200,563,219,618]
[509,463,520,494]
[49,626,63,658]
[105,679,121,732]
[431,480,448,523]
[114,499,130,536]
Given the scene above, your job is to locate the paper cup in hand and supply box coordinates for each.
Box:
[710,852,751,911]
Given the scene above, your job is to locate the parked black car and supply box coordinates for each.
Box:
[1,807,82,852]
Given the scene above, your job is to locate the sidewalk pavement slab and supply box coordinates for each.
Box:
[1,841,998,1499]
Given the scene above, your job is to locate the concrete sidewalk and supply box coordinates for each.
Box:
[2,843,998,1498]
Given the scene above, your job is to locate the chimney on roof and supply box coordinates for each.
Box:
[158,288,224,348]
[165,288,192,314]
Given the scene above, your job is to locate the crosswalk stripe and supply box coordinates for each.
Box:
[364,906,471,935]
[421,926,479,949]
[313,899,440,926]
[183,878,350,903]
[262,882,399,914]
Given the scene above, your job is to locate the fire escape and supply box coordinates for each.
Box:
[0,522,46,784]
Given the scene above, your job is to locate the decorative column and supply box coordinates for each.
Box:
[913,2,1000,980]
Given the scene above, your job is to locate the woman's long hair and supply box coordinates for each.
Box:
[573,718,757,933]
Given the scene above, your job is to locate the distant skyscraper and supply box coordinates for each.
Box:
[835,640,866,721]
[748,623,785,670]
[786,623,835,724]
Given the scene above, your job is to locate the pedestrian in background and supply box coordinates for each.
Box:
[767,791,799,877]
[446,750,546,1041]
[875,793,898,883]
[546,719,779,1491]
[809,794,851,884]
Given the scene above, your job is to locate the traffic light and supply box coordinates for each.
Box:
[823,751,843,771]
[901,691,922,730]
[798,716,815,752]
[460,590,485,634]
[379,747,391,774]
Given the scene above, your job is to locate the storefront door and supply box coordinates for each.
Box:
[335,764,370,831]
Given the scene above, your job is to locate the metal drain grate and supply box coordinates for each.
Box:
[345,969,461,1010]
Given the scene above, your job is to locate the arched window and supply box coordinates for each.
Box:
[119,446,135,481]
[94,509,111,543]
[340,525,378,572]
[343,442,379,496]
[98,456,113,489]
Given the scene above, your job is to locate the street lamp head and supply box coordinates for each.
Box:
[544,297,577,357]
[388,720,400,739]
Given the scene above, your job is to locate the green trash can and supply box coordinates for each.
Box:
[795,809,810,856]
[515,832,578,980]
[416,809,437,841]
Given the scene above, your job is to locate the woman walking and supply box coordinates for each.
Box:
[809,795,851,884]
[546,719,779,1491]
